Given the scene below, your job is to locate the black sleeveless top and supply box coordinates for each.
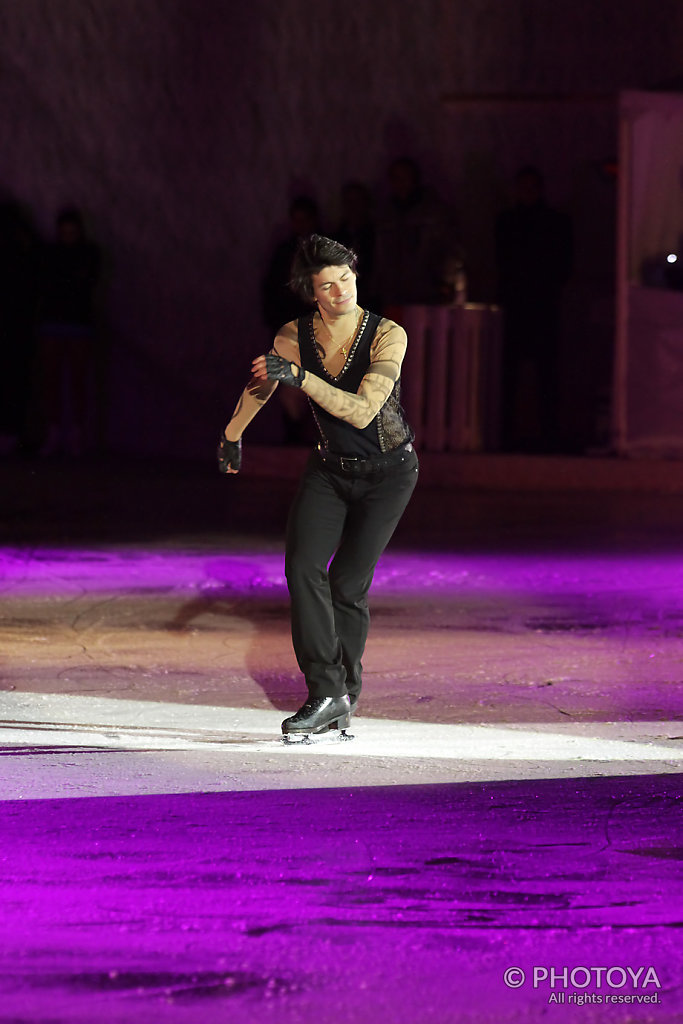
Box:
[297,310,413,458]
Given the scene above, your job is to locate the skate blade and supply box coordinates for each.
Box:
[281,728,355,745]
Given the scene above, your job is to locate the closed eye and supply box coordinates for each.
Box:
[321,273,351,291]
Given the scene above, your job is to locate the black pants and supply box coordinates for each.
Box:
[285,448,418,700]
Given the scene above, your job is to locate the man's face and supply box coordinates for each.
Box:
[311,264,357,318]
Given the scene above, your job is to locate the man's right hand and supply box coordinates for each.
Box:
[217,434,242,474]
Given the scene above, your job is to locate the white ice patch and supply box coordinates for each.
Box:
[0,691,681,802]
[1,692,681,759]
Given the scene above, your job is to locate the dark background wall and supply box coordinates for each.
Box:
[2,0,682,457]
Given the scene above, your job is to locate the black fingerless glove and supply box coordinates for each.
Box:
[217,434,242,473]
[264,354,305,388]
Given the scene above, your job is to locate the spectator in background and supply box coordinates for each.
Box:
[335,180,378,309]
[263,196,320,335]
[34,207,101,456]
[262,196,320,443]
[495,166,573,453]
[0,197,39,454]
[374,157,457,310]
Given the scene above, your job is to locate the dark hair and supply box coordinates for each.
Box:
[289,234,358,304]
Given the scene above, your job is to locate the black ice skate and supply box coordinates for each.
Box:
[281,695,353,743]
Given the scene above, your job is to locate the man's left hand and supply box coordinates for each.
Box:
[252,354,304,388]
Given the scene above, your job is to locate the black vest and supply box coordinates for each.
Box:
[298,310,412,458]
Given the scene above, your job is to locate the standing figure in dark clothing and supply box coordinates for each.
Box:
[495,167,573,453]
[219,235,418,740]
[335,181,377,310]
[35,207,101,455]
[262,196,320,444]
[0,199,39,453]
[374,157,456,309]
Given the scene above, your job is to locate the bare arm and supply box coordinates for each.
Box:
[223,323,300,442]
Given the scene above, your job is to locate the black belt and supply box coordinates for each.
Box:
[315,441,414,475]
